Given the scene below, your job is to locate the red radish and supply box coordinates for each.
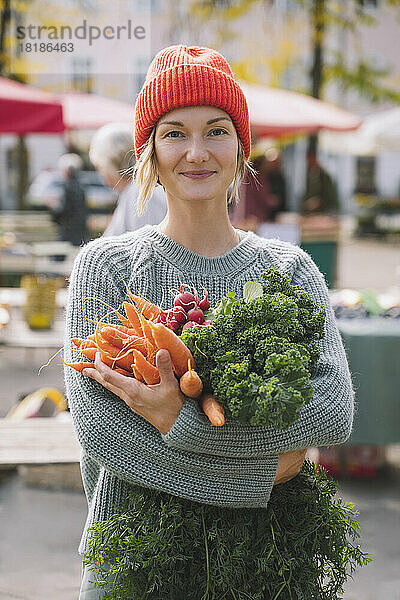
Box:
[167,317,180,332]
[182,321,201,331]
[199,290,210,311]
[174,290,196,312]
[186,307,205,324]
[173,306,187,324]
[158,309,169,325]
[203,320,213,326]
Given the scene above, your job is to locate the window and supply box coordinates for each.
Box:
[71,57,93,93]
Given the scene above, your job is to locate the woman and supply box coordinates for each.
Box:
[88,122,167,236]
[65,45,353,598]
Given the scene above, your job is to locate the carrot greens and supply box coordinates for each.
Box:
[84,462,371,600]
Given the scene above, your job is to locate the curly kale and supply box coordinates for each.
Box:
[181,269,326,429]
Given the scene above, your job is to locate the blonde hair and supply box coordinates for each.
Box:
[132,127,256,216]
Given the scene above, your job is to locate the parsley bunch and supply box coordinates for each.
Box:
[181,269,325,428]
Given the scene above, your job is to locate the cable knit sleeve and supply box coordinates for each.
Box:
[162,247,354,456]
[65,238,279,508]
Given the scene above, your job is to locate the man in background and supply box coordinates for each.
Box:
[49,153,88,247]
[301,149,339,214]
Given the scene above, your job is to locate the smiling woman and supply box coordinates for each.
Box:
[65,45,356,600]
[152,106,242,256]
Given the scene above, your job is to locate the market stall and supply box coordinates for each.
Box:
[338,318,400,446]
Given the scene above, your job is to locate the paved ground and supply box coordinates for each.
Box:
[1,228,399,599]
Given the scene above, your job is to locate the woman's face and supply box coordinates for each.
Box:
[154,106,238,205]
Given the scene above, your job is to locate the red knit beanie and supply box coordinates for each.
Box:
[134,44,251,161]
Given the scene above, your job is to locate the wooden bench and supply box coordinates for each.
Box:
[0,418,80,465]
[0,418,82,490]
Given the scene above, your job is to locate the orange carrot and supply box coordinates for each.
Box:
[95,336,137,372]
[79,347,97,361]
[99,327,148,358]
[100,326,130,349]
[126,293,161,320]
[65,361,94,373]
[131,349,160,385]
[179,359,203,398]
[147,321,195,377]
[110,323,137,336]
[122,335,148,357]
[114,366,134,377]
[123,301,143,335]
[72,338,96,349]
[114,310,131,328]
[201,394,225,426]
[138,313,156,347]
[131,363,145,382]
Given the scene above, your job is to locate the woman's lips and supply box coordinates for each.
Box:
[180,171,216,179]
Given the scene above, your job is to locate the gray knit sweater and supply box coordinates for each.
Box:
[64,224,354,555]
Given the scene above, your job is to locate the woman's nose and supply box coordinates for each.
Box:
[185,138,209,162]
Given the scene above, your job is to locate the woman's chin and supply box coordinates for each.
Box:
[175,184,227,203]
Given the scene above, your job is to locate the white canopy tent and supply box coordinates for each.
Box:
[320,107,400,156]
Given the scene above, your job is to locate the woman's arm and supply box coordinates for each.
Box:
[161,249,354,457]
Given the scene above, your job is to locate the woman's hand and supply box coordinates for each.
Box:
[82,350,184,434]
[274,448,307,485]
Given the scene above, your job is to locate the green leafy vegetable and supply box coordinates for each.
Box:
[84,462,371,600]
[181,269,325,429]
[243,281,263,302]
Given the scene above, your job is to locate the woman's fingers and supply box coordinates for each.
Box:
[82,366,127,399]
[155,349,177,388]
[274,448,307,486]
[81,351,183,433]
[82,353,144,409]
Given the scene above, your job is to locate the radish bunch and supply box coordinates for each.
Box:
[154,285,212,335]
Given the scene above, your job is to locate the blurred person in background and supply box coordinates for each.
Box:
[229,152,285,231]
[300,148,339,214]
[89,123,167,237]
[264,147,287,219]
[49,153,88,247]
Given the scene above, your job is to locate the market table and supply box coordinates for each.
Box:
[0,315,65,349]
[0,290,66,349]
[0,287,67,308]
[338,318,400,445]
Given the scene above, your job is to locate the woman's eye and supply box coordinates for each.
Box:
[165,130,183,138]
[209,128,227,136]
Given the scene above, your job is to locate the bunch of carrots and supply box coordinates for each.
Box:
[61,287,225,427]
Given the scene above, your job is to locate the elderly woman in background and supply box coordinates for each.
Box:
[89,122,167,237]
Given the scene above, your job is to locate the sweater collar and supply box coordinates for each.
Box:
[141,224,259,274]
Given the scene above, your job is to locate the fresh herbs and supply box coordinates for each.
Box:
[84,461,371,600]
[182,269,325,428]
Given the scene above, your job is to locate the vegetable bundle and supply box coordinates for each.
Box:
[61,269,325,431]
[65,270,370,599]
